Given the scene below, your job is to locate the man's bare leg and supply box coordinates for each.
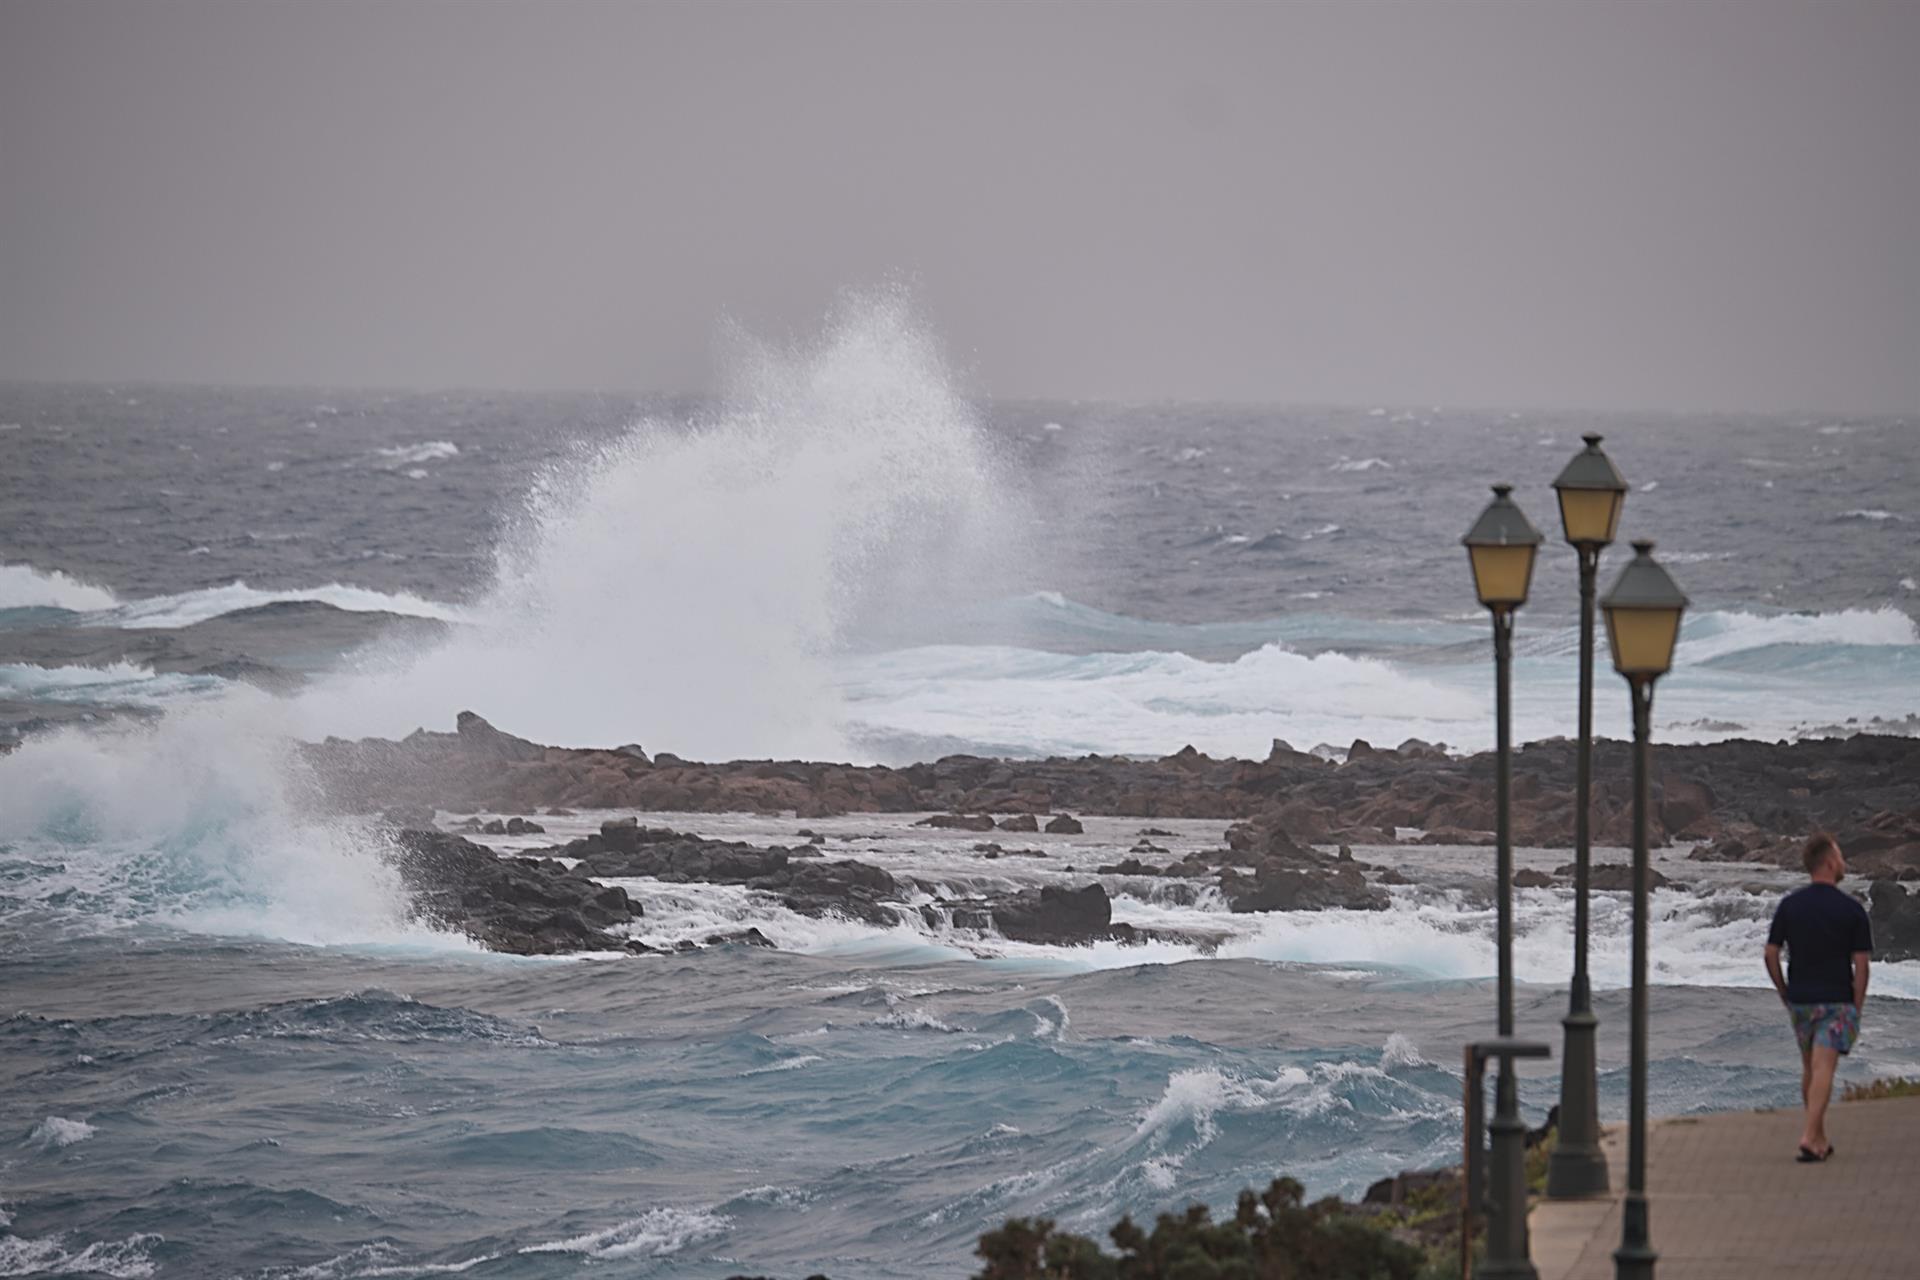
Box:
[1801,1045,1813,1108]
[1799,1044,1840,1155]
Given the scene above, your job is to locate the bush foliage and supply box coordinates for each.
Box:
[1840,1075,1920,1102]
[974,1177,1426,1280]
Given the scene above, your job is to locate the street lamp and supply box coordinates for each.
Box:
[1463,483,1544,1280]
[1601,541,1688,1280]
[1547,434,1627,1200]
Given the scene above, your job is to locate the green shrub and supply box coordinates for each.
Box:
[975,1178,1425,1280]
[1840,1075,1920,1102]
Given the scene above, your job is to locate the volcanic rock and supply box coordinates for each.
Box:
[1558,862,1672,891]
[1044,814,1085,834]
[1868,880,1920,962]
[388,828,640,955]
[1218,861,1388,912]
[991,883,1113,944]
[303,716,1920,870]
[917,813,998,832]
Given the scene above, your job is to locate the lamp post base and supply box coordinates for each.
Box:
[1614,1192,1657,1279]
[1477,1073,1539,1280]
[1547,1007,1610,1199]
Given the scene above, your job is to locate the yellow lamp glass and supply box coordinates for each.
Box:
[1557,487,1624,547]
[1468,543,1537,608]
[1604,606,1682,676]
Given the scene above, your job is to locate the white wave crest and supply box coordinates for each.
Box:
[1134,1066,1310,1144]
[0,1232,160,1279]
[372,440,460,467]
[839,640,1478,760]
[1679,607,1919,664]
[103,581,467,629]
[25,1116,95,1149]
[0,662,229,707]
[867,1006,962,1033]
[281,1243,501,1277]
[1329,457,1392,472]
[0,563,118,611]
[0,693,467,949]
[1379,1032,1431,1072]
[742,1055,822,1075]
[519,1206,730,1261]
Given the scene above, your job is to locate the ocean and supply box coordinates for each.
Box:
[3,302,1919,1278]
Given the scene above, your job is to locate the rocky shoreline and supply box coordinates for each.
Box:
[345,712,1920,961]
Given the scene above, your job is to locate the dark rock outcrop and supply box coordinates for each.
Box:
[917,813,998,832]
[1868,881,1920,962]
[1218,861,1388,912]
[1044,814,1085,834]
[389,828,641,955]
[1556,862,1672,891]
[549,820,901,927]
[304,716,1920,878]
[991,883,1113,944]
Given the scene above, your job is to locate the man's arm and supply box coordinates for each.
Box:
[1853,951,1870,1011]
[1765,943,1789,1005]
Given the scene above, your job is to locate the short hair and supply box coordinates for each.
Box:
[1803,831,1839,875]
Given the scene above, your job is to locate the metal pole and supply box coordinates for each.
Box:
[1551,545,1609,1197]
[1614,679,1657,1280]
[1464,1045,1485,1280]
[1479,608,1538,1280]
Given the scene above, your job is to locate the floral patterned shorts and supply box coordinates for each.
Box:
[1790,1002,1859,1055]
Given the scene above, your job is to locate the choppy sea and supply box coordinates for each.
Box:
[3,302,1919,1277]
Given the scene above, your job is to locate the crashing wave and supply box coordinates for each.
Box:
[0,563,118,612]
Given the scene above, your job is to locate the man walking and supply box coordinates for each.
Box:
[1763,831,1872,1162]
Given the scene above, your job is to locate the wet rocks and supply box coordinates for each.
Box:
[388,828,640,955]
[1044,814,1084,834]
[1839,809,1920,879]
[917,813,998,832]
[1218,862,1388,913]
[1557,862,1672,891]
[1097,857,1169,876]
[1513,868,1555,889]
[990,883,1113,944]
[550,820,901,927]
[1867,881,1920,962]
[996,813,1040,832]
[304,716,1920,888]
[681,928,774,951]
[463,815,546,836]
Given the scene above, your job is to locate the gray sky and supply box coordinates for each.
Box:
[2,0,1916,412]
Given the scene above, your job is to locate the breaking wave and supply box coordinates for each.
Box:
[0,563,118,612]
[292,290,1032,759]
[0,692,464,949]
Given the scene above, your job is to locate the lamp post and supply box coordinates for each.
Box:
[1601,542,1688,1280]
[1463,483,1544,1280]
[1547,434,1627,1200]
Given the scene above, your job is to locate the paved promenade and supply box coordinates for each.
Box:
[1531,1096,1920,1279]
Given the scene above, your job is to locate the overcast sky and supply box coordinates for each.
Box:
[2,0,1915,412]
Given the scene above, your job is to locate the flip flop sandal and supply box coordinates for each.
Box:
[1795,1145,1834,1163]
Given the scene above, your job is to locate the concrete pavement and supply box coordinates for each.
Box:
[1530,1096,1920,1279]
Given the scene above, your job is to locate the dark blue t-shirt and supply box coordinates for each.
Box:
[1768,883,1873,1005]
